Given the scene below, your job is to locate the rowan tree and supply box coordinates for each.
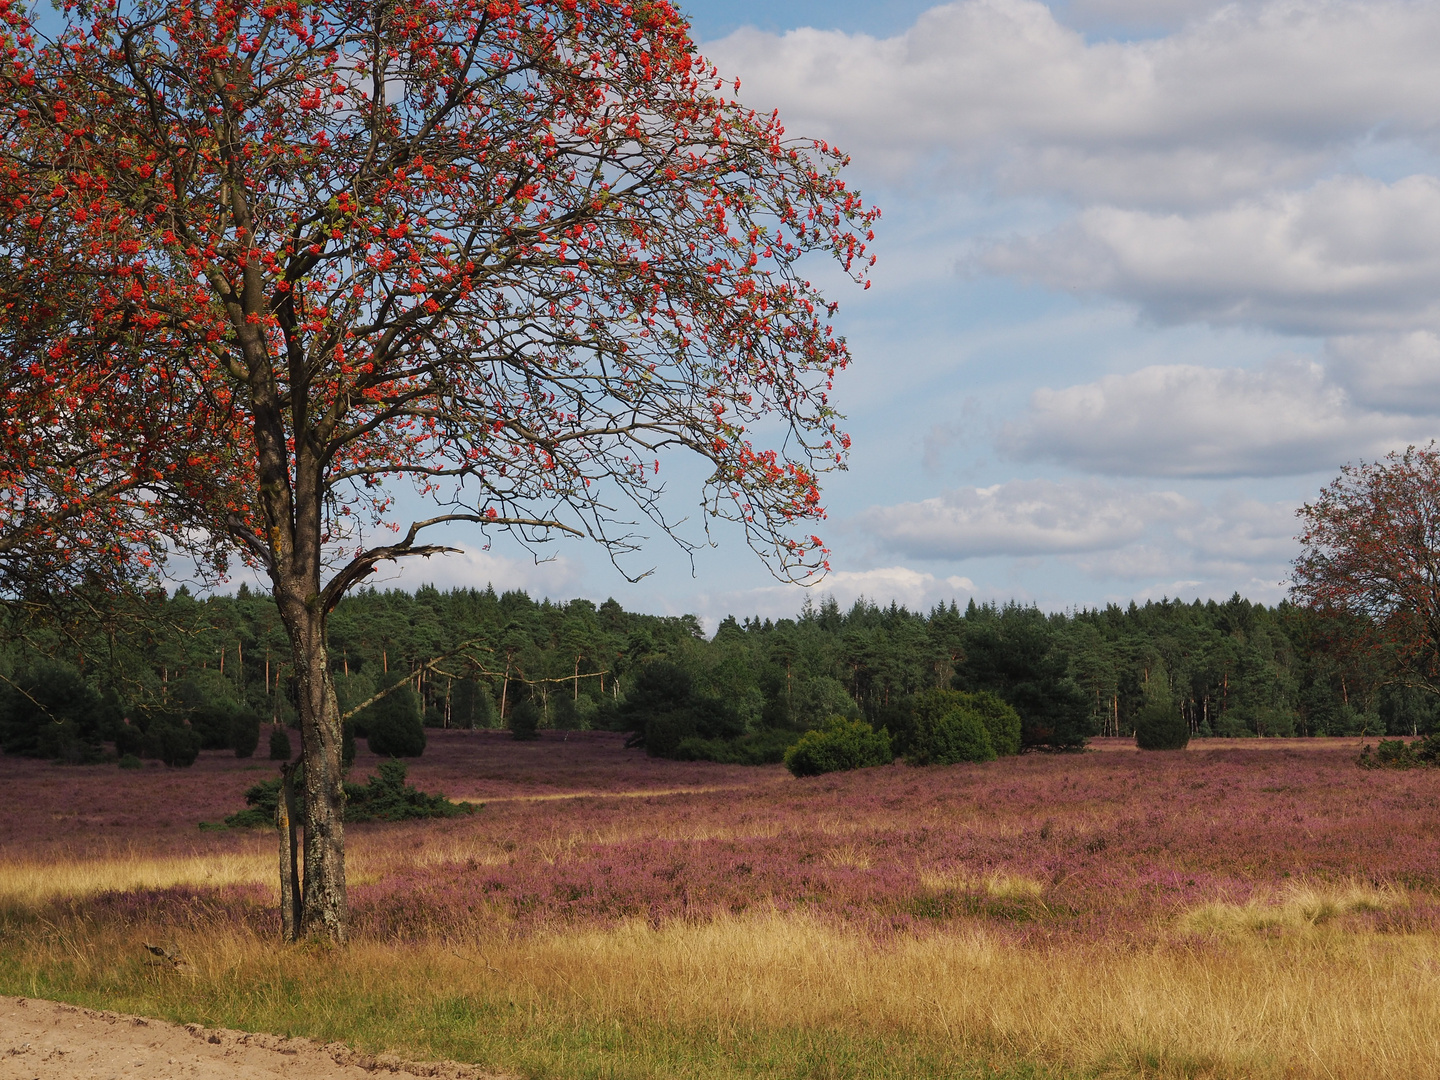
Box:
[1293,444,1440,695]
[2,0,877,940]
[0,164,237,598]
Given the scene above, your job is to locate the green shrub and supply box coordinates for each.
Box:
[114,721,145,758]
[674,727,796,765]
[364,683,426,757]
[217,760,477,827]
[118,753,142,769]
[447,679,497,729]
[789,675,861,730]
[1415,734,1440,763]
[551,693,597,730]
[1357,736,1440,769]
[910,707,997,765]
[344,759,478,821]
[341,719,356,769]
[36,719,108,764]
[0,661,104,759]
[1134,702,1190,750]
[508,700,541,741]
[1215,710,1254,738]
[1333,703,1384,737]
[141,720,201,767]
[617,662,742,756]
[903,689,1020,759]
[784,717,892,777]
[223,769,295,828]
[188,703,238,750]
[959,692,1023,756]
[1134,667,1189,750]
[231,708,261,758]
[642,711,690,756]
[269,726,293,761]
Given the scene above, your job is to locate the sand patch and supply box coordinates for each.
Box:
[0,996,510,1080]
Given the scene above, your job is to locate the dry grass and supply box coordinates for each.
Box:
[0,851,276,906]
[1178,881,1407,936]
[821,843,874,869]
[530,915,1440,1078]
[919,867,1047,901]
[8,910,1440,1078]
[0,841,512,906]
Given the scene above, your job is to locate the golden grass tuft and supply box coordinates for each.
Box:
[919,867,1046,900]
[1178,881,1406,936]
[821,843,873,869]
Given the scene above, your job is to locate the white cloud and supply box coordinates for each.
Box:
[1174,498,1299,566]
[692,565,976,626]
[1326,331,1440,414]
[857,478,1187,558]
[983,176,1440,334]
[1072,494,1298,600]
[706,0,1440,206]
[1058,0,1261,35]
[999,358,1417,477]
[858,478,1300,597]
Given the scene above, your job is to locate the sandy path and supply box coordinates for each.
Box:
[0,998,513,1080]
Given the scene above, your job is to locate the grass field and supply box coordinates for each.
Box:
[3,731,1439,1078]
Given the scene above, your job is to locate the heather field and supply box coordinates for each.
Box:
[4,732,1440,1078]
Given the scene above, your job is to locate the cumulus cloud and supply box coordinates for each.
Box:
[1174,498,1299,566]
[999,358,1416,477]
[1326,331,1440,414]
[1072,496,1298,600]
[706,0,1440,206]
[983,176,1440,334]
[856,478,1187,558]
[859,478,1300,596]
[692,565,977,627]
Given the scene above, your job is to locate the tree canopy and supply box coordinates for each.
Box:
[1293,444,1440,695]
[1,0,876,940]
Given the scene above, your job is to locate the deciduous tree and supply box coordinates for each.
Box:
[1293,443,1440,695]
[2,0,876,940]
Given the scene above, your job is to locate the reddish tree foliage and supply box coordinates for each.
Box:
[0,152,238,596]
[1293,444,1440,694]
[1,0,877,939]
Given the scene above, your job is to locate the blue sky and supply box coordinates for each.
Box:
[228,1,1440,626]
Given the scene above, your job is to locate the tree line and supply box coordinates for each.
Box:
[2,583,1427,766]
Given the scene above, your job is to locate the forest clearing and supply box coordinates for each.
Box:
[3,731,1438,1080]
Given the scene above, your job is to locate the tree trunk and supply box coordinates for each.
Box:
[274,586,347,942]
[277,762,301,942]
